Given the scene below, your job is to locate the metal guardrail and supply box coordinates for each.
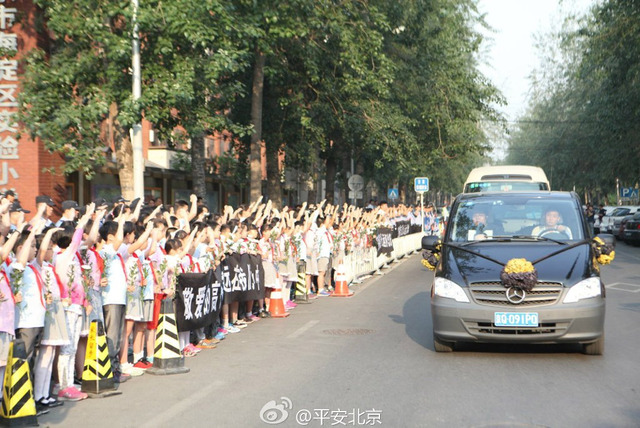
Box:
[340,232,423,284]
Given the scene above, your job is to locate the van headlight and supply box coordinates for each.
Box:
[433,277,470,303]
[563,277,602,303]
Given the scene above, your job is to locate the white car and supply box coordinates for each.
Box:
[600,206,640,234]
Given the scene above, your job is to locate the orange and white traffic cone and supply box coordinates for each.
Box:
[268,285,290,318]
[331,266,353,297]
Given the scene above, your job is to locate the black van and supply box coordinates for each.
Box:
[422,191,612,355]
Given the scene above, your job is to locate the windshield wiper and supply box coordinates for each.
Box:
[511,235,568,245]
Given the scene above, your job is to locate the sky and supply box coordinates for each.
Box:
[476,0,598,122]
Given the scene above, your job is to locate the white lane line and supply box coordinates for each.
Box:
[606,282,640,292]
[288,320,320,339]
[140,380,227,428]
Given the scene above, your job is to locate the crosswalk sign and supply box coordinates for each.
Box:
[388,188,399,200]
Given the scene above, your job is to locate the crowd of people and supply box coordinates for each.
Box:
[0,192,426,417]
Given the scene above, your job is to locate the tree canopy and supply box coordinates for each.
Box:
[507,0,640,201]
[19,0,503,203]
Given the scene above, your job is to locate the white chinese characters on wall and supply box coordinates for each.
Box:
[0,2,19,186]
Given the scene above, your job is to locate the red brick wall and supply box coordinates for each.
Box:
[2,1,66,213]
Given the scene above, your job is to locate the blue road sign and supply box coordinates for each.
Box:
[620,187,639,199]
[414,177,429,192]
[388,188,399,200]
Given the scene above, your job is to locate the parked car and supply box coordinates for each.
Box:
[622,212,640,245]
[612,215,634,240]
[423,191,609,355]
[600,206,640,234]
[463,165,549,193]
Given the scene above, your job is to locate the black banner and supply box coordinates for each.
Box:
[395,220,411,238]
[376,227,394,256]
[221,253,265,304]
[175,270,224,332]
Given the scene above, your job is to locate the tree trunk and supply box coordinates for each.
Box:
[266,145,282,209]
[191,132,206,198]
[249,47,266,203]
[110,102,134,200]
[325,155,336,205]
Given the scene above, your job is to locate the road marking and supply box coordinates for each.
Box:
[606,282,640,293]
[288,320,320,339]
[140,380,226,428]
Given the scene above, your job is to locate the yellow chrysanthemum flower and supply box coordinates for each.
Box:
[504,258,535,274]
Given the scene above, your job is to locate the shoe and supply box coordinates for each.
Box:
[116,372,131,383]
[214,331,226,340]
[58,386,88,402]
[226,325,241,333]
[258,310,269,318]
[217,327,229,335]
[232,321,247,329]
[195,339,217,349]
[249,314,260,321]
[205,337,221,345]
[182,346,197,357]
[318,289,331,296]
[186,343,202,353]
[35,401,50,416]
[263,311,272,318]
[285,301,297,308]
[40,396,64,408]
[134,358,153,370]
[121,362,145,377]
[242,316,255,324]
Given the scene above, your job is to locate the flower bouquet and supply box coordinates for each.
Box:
[421,242,441,271]
[592,237,615,265]
[500,258,538,292]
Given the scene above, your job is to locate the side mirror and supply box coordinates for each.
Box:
[422,235,441,251]
[595,233,615,248]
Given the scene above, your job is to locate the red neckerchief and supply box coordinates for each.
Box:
[187,254,195,271]
[28,265,46,308]
[326,230,333,244]
[116,253,128,282]
[132,253,144,279]
[75,251,83,264]
[5,255,12,265]
[290,237,297,257]
[150,262,160,287]
[159,245,167,255]
[89,248,104,275]
[51,268,67,298]
[1,269,14,304]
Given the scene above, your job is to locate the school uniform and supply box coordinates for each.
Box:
[15,262,47,368]
[100,243,128,377]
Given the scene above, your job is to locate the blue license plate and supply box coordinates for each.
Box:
[494,312,539,327]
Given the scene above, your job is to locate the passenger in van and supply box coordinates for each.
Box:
[467,208,503,240]
[532,209,573,239]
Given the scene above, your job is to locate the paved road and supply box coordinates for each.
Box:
[39,243,640,428]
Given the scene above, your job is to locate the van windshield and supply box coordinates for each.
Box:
[449,196,583,242]
[464,182,549,193]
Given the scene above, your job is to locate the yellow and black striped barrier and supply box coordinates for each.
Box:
[147,298,189,375]
[81,320,122,398]
[0,339,37,427]
[294,271,313,304]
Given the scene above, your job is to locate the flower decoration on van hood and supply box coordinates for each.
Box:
[592,237,615,265]
[500,258,538,291]
[421,242,441,271]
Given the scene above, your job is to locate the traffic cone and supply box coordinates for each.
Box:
[146,298,190,375]
[81,320,122,398]
[294,272,313,304]
[331,267,353,297]
[268,286,290,318]
[0,340,37,427]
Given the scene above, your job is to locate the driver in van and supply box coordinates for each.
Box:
[532,209,573,239]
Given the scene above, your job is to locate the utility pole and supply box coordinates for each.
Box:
[132,0,144,199]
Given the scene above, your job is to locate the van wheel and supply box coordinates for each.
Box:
[433,335,454,352]
[582,334,604,355]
